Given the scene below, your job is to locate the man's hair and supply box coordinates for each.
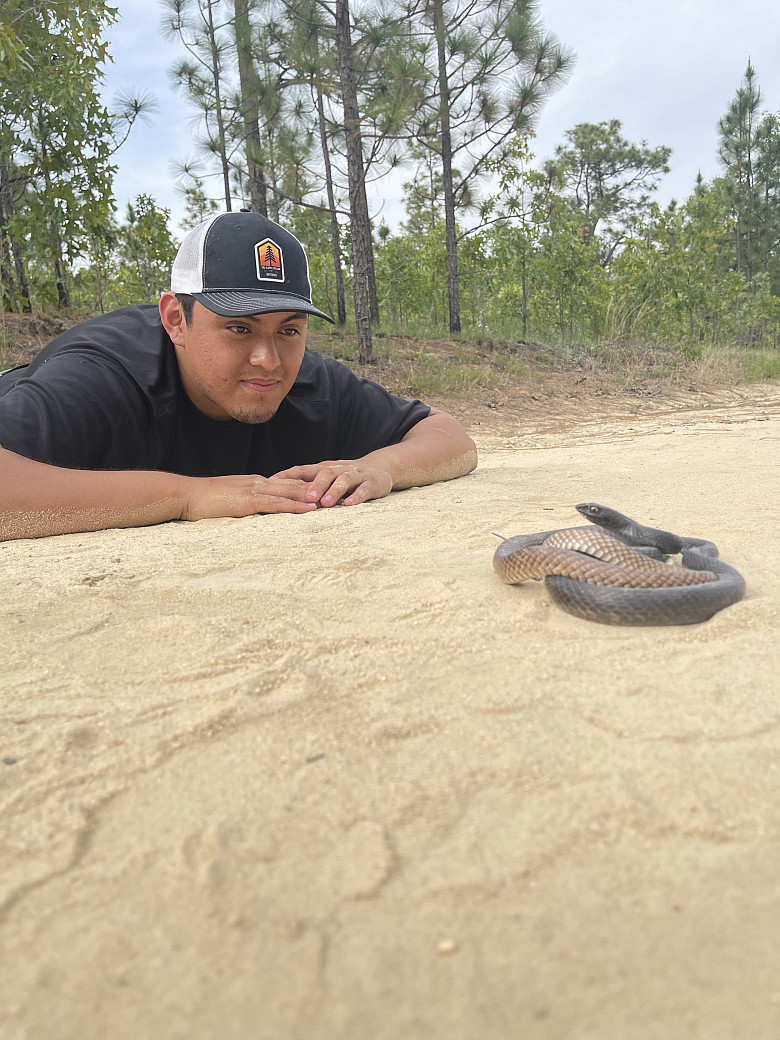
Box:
[175,293,195,327]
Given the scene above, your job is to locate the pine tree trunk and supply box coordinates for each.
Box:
[12,235,31,313]
[52,239,70,309]
[316,85,347,326]
[234,0,268,216]
[205,0,232,211]
[38,140,70,309]
[432,0,460,333]
[334,0,374,361]
[521,248,528,339]
[0,233,16,312]
[0,159,19,312]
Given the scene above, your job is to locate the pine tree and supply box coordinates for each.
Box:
[544,120,671,265]
[280,0,348,325]
[718,61,762,280]
[332,0,376,359]
[753,112,780,291]
[277,0,427,357]
[406,0,573,333]
[163,0,236,211]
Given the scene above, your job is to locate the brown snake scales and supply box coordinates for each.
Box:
[492,503,746,626]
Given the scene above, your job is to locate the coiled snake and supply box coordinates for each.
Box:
[493,503,746,626]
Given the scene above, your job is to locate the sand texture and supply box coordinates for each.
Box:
[1,391,779,1040]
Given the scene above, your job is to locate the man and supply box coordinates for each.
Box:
[0,211,477,541]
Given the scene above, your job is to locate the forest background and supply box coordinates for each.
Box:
[2,0,780,392]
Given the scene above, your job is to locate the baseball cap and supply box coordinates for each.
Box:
[170,211,335,323]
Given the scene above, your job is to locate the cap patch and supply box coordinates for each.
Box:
[255,238,284,283]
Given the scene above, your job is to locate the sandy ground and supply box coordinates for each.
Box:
[1,386,779,1040]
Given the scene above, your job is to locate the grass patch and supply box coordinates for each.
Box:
[312,330,397,365]
[392,355,501,397]
[741,351,780,382]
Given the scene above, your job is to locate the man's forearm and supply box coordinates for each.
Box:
[362,409,477,490]
[0,446,318,541]
[0,446,189,541]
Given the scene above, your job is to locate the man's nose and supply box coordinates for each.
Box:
[248,337,281,368]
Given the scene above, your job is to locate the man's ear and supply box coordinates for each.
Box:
[159,292,187,346]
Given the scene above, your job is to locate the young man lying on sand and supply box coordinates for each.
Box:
[0,211,476,542]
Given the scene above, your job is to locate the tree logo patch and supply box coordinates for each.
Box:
[255,239,285,282]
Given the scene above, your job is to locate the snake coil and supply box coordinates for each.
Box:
[493,503,746,626]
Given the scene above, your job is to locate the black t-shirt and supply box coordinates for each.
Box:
[0,305,430,476]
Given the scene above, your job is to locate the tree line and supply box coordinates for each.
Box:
[2,1,779,359]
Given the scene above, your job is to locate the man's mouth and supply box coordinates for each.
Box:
[241,378,281,395]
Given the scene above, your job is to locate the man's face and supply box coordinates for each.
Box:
[168,300,308,423]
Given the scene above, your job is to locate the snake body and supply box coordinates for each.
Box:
[493,504,746,626]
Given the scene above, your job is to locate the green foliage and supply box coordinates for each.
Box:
[374,222,449,327]
[175,166,219,230]
[404,0,574,332]
[288,204,349,323]
[112,195,178,304]
[741,349,780,381]
[545,119,671,263]
[0,0,119,310]
[375,163,608,344]
[68,196,177,313]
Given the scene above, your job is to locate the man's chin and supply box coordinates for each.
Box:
[228,404,279,424]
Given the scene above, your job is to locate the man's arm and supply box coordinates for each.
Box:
[270,408,477,507]
[0,446,317,542]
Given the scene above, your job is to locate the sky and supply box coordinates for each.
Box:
[101,0,780,239]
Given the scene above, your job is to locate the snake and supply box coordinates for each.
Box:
[493,503,746,626]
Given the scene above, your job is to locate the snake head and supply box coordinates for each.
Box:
[576,502,605,519]
[575,503,630,532]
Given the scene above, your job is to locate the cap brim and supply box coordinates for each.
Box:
[192,290,335,324]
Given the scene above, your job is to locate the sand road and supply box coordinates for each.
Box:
[1,393,778,1040]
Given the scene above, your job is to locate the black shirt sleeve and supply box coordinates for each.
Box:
[323,355,430,459]
[0,353,162,469]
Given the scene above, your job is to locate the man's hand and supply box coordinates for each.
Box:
[182,474,318,520]
[270,408,477,508]
[269,461,393,507]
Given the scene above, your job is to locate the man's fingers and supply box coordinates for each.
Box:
[245,476,318,511]
[317,469,362,505]
[270,462,392,508]
[270,464,347,502]
[269,465,318,481]
[184,474,318,521]
[250,495,318,515]
[297,466,363,505]
[342,482,372,506]
[252,476,311,501]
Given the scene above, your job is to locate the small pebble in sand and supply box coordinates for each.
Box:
[437,939,458,955]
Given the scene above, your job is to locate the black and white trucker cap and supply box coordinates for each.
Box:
[170,211,335,323]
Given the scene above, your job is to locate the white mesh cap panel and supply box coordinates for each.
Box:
[170,215,220,293]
